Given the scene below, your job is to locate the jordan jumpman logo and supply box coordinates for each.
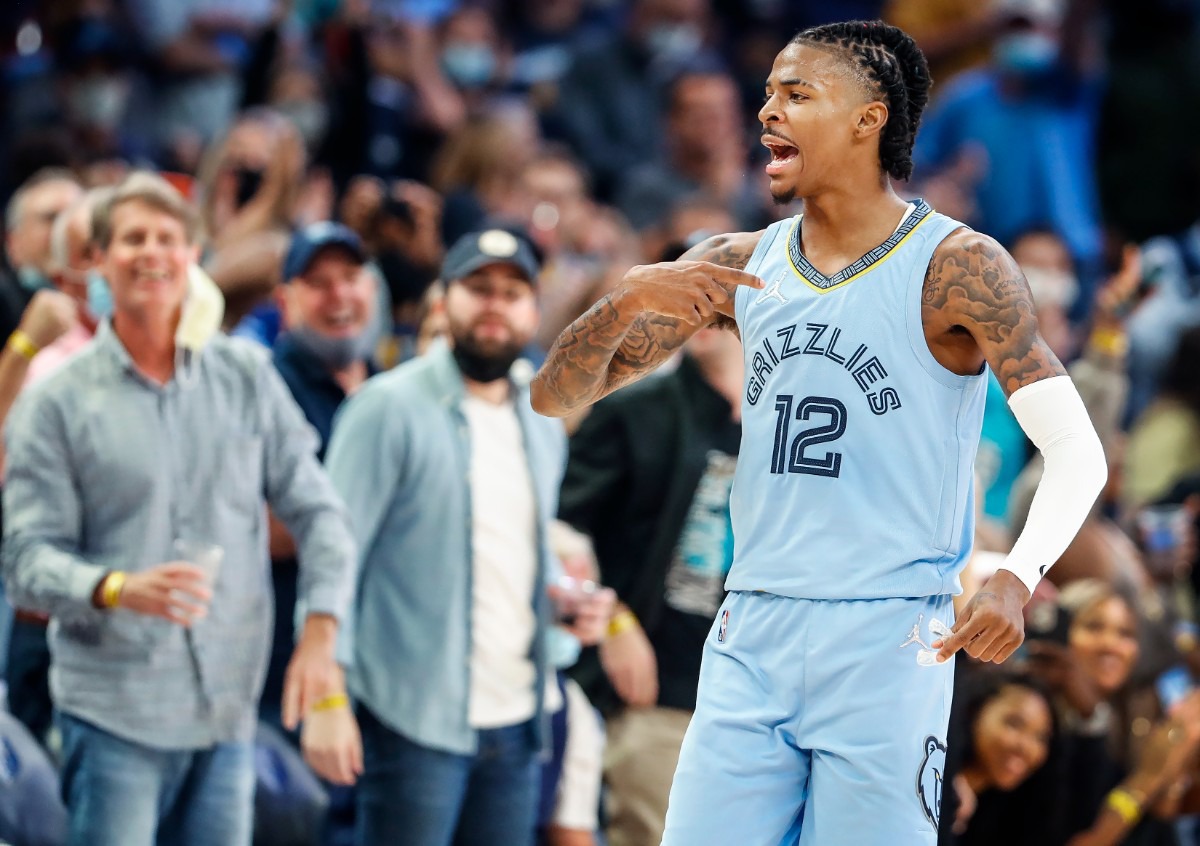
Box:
[756,271,789,305]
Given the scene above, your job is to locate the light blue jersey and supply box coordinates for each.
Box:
[728,200,987,600]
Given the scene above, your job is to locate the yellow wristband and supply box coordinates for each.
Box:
[607,610,639,637]
[312,693,350,713]
[1106,787,1143,826]
[8,330,39,361]
[1089,327,1129,358]
[101,571,126,609]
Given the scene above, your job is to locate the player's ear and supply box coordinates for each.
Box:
[855,101,888,139]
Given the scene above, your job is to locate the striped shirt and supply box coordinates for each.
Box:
[2,322,356,750]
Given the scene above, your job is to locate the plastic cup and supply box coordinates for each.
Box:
[552,576,598,625]
[173,539,224,588]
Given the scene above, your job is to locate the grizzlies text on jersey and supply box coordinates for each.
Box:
[728,200,987,599]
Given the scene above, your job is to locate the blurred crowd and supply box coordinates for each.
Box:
[0,0,1199,844]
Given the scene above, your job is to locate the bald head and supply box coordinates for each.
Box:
[50,195,96,276]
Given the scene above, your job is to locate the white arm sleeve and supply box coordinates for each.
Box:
[1000,375,1108,596]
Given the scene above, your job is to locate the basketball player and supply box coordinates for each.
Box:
[531,20,1107,846]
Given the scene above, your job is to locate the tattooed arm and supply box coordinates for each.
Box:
[926,230,1105,668]
[921,228,1067,393]
[530,231,764,417]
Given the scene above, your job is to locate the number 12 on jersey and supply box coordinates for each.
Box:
[771,395,848,477]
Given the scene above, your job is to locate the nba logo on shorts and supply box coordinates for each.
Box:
[718,609,730,643]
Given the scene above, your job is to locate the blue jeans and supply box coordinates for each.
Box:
[355,705,540,846]
[58,712,254,846]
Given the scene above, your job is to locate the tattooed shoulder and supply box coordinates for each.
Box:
[680,230,765,270]
[922,229,1066,394]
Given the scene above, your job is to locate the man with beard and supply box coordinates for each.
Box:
[324,229,611,846]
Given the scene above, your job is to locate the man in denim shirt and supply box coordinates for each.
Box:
[2,172,361,846]
[326,229,608,846]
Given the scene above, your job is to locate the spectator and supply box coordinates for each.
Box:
[506,0,601,101]
[262,221,381,845]
[913,0,1106,309]
[1124,220,1200,425]
[29,188,114,381]
[324,228,612,846]
[615,69,764,235]
[2,172,361,845]
[883,0,1006,92]
[431,102,543,242]
[538,522,608,846]
[551,0,719,198]
[1,188,111,748]
[1033,581,1200,844]
[263,222,380,736]
[347,177,445,366]
[939,671,1056,843]
[559,318,743,846]
[195,110,305,253]
[517,148,638,350]
[122,0,273,158]
[1,170,84,343]
[437,6,510,99]
[1122,327,1200,515]
[54,6,138,167]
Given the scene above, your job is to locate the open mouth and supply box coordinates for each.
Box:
[762,136,799,175]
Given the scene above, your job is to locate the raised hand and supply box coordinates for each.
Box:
[19,289,78,351]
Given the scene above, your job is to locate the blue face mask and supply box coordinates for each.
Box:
[441,43,497,89]
[643,23,703,64]
[16,266,51,293]
[545,626,582,671]
[86,270,113,320]
[995,32,1059,76]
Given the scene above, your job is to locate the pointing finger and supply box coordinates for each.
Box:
[695,263,764,289]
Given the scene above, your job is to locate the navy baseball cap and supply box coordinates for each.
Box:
[442,229,540,285]
[283,222,367,282]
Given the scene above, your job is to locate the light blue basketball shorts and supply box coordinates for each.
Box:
[661,590,955,846]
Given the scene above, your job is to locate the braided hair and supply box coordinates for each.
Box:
[790,21,931,181]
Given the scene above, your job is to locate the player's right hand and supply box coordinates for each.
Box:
[116,563,212,625]
[616,261,763,326]
[601,620,659,708]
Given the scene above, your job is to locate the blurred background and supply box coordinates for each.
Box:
[4,0,1200,845]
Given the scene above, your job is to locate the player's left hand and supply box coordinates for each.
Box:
[933,569,1030,664]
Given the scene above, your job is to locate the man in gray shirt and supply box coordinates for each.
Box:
[2,172,361,846]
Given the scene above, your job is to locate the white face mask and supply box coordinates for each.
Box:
[994,31,1059,75]
[1021,266,1078,310]
[66,75,130,131]
[643,23,703,64]
[177,264,225,354]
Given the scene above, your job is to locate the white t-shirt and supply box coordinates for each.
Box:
[463,394,539,728]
